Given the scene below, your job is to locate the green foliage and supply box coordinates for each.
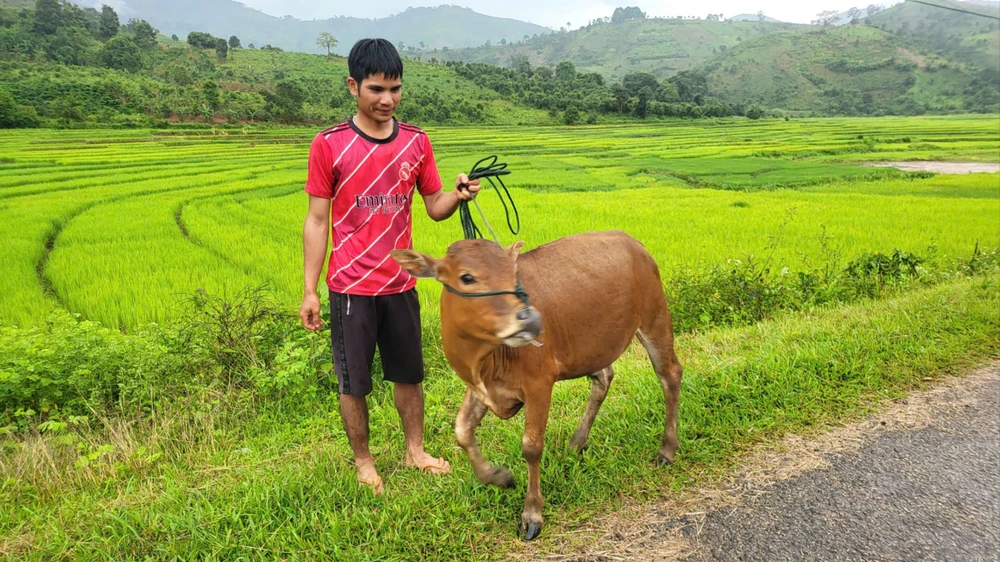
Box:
[745,104,765,119]
[563,103,580,125]
[186,30,219,49]
[0,312,182,415]
[214,37,227,60]
[32,0,59,35]
[622,71,658,97]
[97,4,117,40]
[228,35,240,49]
[125,19,158,50]
[0,84,37,126]
[100,35,141,72]
[611,6,647,23]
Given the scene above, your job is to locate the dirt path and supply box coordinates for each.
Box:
[864,161,1000,174]
[535,366,1000,561]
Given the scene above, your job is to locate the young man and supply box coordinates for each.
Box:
[299,38,480,495]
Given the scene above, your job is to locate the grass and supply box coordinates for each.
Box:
[1,277,997,560]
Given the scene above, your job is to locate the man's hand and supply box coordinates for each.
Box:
[300,293,323,330]
[455,173,480,201]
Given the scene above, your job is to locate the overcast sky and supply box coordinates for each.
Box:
[234,1,905,29]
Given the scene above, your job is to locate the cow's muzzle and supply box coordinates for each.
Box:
[504,307,543,348]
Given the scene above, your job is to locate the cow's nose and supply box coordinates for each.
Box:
[516,307,542,336]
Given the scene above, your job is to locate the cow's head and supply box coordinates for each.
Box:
[391,239,543,348]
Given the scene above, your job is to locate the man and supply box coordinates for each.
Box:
[299,38,480,495]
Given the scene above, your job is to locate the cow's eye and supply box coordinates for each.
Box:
[460,273,476,285]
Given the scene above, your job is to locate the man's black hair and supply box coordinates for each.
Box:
[348,38,403,85]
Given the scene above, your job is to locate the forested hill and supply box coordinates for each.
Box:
[868,0,1000,71]
[3,0,553,55]
[421,16,804,82]
[696,23,998,115]
[98,0,554,55]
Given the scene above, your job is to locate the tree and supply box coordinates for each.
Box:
[610,83,629,113]
[188,32,218,49]
[171,34,179,41]
[535,66,553,79]
[846,7,862,21]
[229,35,241,49]
[99,5,119,39]
[622,72,659,97]
[215,38,228,60]
[866,4,884,16]
[611,7,646,23]
[33,0,62,35]
[202,80,220,111]
[745,104,765,119]
[757,10,765,22]
[634,86,652,118]
[129,20,158,50]
[316,32,337,57]
[812,10,840,26]
[555,60,576,81]
[101,35,142,72]
[563,104,580,125]
[1,87,28,128]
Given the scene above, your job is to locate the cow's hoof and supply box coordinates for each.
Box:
[520,518,543,541]
[654,453,675,466]
[568,430,589,453]
[486,466,516,488]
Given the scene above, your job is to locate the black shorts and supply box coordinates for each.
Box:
[329,288,424,396]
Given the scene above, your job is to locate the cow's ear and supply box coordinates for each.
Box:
[391,250,438,278]
[506,241,525,261]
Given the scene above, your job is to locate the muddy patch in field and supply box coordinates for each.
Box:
[864,161,1000,174]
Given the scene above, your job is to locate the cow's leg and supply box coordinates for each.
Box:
[520,388,552,541]
[569,366,614,452]
[455,388,515,488]
[639,317,684,466]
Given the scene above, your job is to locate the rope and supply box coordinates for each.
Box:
[905,0,1000,20]
[458,155,520,243]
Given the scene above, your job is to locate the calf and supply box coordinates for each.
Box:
[392,230,682,540]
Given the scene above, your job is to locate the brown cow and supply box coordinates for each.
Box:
[391,230,682,540]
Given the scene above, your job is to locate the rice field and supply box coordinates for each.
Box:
[1,116,997,329]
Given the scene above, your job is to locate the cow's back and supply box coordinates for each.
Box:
[516,231,664,379]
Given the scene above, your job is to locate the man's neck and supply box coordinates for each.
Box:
[352,113,395,140]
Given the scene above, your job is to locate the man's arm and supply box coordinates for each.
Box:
[300,194,331,330]
[423,173,480,222]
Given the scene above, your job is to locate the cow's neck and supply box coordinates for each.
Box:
[443,332,514,385]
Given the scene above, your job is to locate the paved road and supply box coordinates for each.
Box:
[682,371,1000,562]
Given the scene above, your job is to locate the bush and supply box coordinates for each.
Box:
[100,36,143,73]
[0,313,182,416]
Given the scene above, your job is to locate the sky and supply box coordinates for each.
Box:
[233,0,906,29]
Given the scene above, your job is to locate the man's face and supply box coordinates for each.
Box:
[348,73,401,124]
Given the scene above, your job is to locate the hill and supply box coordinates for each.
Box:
[18,0,552,55]
[868,0,1000,71]
[728,13,782,22]
[697,24,998,114]
[421,17,805,82]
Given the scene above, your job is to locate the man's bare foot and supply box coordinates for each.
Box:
[405,450,451,475]
[357,461,384,495]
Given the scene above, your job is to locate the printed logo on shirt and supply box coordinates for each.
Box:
[355,192,409,215]
[398,161,413,182]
